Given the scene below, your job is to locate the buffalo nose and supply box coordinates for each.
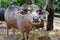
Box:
[33,18,39,22]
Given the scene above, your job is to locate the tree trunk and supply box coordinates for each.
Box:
[26,0,30,5]
[47,0,54,31]
[31,0,35,4]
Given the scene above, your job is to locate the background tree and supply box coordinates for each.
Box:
[47,0,54,31]
[26,0,30,5]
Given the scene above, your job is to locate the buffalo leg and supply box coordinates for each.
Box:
[6,25,11,40]
[23,32,29,40]
[6,26,10,38]
[13,28,17,40]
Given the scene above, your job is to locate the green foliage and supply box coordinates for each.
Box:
[12,0,25,6]
[0,0,45,8]
[0,0,25,8]
[1,0,10,8]
[0,0,60,12]
[54,0,60,12]
[35,0,44,8]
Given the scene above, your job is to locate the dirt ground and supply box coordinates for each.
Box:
[0,17,60,40]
